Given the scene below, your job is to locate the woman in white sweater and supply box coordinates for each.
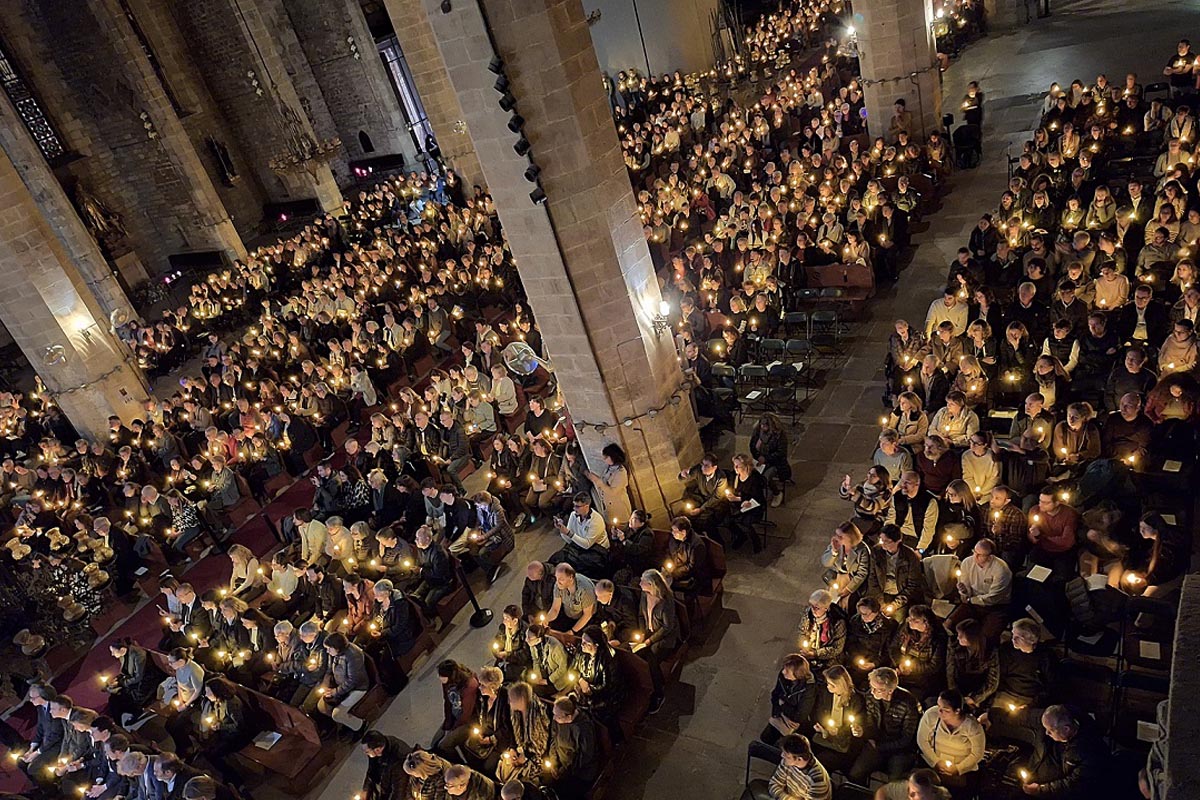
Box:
[960,432,1001,500]
[916,690,986,794]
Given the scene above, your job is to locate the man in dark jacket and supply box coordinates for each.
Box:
[18,683,64,787]
[545,698,599,797]
[360,731,411,800]
[1023,705,1107,798]
[411,526,456,617]
[443,763,495,800]
[849,667,919,783]
[865,524,928,619]
[1111,285,1170,347]
[439,410,471,494]
[593,579,640,643]
[319,633,369,734]
[521,561,556,623]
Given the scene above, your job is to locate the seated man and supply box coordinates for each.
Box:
[850,667,919,784]
[945,538,1012,641]
[593,578,640,643]
[410,525,457,617]
[865,524,927,623]
[980,618,1054,745]
[317,633,369,735]
[447,491,513,585]
[548,493,610,577]
[1021,705,1107,798]
[443,763,495,800]
[544,697,600,797]
[676,454,731,539]
[873,769,951,800]
[521,560,556,623]
[544,563,597,635]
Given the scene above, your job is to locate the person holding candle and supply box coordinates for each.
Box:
[403,749,455,800]
[359,730,411,800]
[106,639,160,726]
[569,626,623,740]
[521,561,556,624]
[1027,488,1082,578]
[889,605,947,703]
[820,521,871,608]
[1019,705,1108,797]
[493,605,532,682]
[915,690,985,795]
[495,682,551,784]
[809,665,866,772]
[443,763,497,800]
[797,589,847,674]
[182,679,249,792]
[316,633,369,738]
[542,696,599,797]
[665,516,711,596]
[979,618,1054,745]
[549,494,610,577]
[635,569,679,715]
[524,624,571,696]
[849,667,919,783]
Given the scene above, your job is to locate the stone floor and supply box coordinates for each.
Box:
[298,4,1200,800]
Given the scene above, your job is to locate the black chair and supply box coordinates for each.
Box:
[741,740,781,800]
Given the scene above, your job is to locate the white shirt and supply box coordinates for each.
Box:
[959,556,1012,606]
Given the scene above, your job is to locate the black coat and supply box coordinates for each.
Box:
[362,735,410,800]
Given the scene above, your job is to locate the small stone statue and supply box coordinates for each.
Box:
[73,183,127,240]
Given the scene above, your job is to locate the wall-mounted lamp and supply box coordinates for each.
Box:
[646,299,671,336]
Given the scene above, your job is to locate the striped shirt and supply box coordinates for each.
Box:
[768,758,832,800]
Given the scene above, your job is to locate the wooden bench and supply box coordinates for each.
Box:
[146,650,333,794]
[805,263,875,310]
[434,557,469,629]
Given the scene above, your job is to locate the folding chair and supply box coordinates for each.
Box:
[782,311,809,339]
[741,740,781,799]
[758,338,786,365]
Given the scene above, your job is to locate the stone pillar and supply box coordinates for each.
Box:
[419,0,702,518]
[0,88,138,327]
[87,0,248,265]
[0,143,148,438]
[281,0,421,166]
[382,0,486,188]
[0,0,248,274]
[857,0,942,141]
[582,0,718,77]
[173,0,343,212]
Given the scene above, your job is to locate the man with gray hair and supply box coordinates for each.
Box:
[270,619,326,709]
[848,667,919,783]
[1020,705,1107,796]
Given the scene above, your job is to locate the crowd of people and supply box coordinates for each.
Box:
[1,3,1191,800]
[738,43,1200,800]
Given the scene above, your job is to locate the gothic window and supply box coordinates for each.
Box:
[0,39,65,163]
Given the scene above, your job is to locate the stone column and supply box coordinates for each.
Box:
[0,89,138,327]
[87,0,248,265]
[0,145,148,439]
[420,0,701,518]
[382,0,486,188]
[173,0,343,212]
[857,0,942,141]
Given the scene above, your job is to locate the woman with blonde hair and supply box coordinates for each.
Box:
[886,391,929,447]
[227,544,264,601]
[635,569,679,714]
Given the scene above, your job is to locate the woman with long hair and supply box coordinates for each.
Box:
[809,664,866,772]
[432,659,479,758]
[890,604,947,702]
[636,569,679,714]
[946,618,999,709]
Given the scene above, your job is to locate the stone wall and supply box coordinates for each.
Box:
[282,0,419,166]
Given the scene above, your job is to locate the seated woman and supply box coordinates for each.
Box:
[915,690,986,795]
[432,660,479,760]
[759,653,816,747]
[226,544,265,602]
[187,678,251,792]
[888,391,931,449]
[463,666,510,775]
[633,569,680,715]
[809,664,867,774]
[610,509,655,586]
[890,604,947,704]
[1114,512,1190,601]
[568,625,624,740]
[495,681,552,785]
[946,618,999,710]
[492,604,531,683]
[104,638,161,724]
[367,579,421,693]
